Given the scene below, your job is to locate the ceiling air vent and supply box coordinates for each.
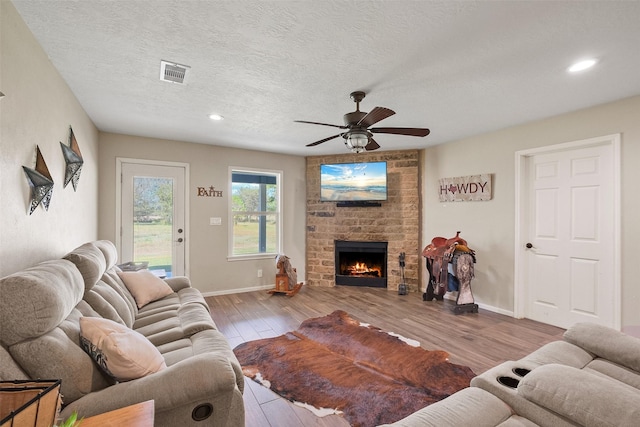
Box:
[160,60,190,84]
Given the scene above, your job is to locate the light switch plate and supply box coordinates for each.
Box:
[210,217,222,226]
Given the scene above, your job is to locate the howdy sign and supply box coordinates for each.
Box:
[438,174,492,202]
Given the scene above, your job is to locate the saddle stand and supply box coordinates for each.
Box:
[268,254,303,297]
[422,231,478,314]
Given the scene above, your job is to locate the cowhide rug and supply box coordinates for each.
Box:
[233,310,475,427]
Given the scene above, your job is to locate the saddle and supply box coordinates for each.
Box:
[422,231,475,298]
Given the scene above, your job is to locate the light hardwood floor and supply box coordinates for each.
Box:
[206,286,565,427]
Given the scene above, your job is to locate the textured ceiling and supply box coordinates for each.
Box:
[11,0,640,156]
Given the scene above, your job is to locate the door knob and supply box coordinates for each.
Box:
[525,243,533,249]
[178,228,183,233]
[177,238,184,243]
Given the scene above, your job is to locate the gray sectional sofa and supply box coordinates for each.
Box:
[384,322,640,426]
[0,240,244,426]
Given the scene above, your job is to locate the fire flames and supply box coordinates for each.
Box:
[346,262,381,277]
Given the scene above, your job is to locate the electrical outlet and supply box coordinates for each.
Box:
[257,269,263,278]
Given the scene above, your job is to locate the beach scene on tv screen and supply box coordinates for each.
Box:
[320,162,387,201]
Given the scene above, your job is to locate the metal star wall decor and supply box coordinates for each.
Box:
[60,126,83,191]
[22,145,54,215]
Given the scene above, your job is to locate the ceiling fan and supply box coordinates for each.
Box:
[295,91,430,153]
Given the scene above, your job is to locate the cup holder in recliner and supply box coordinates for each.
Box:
[512,367,531,377]
[192,403,213,421]
[497,376,520,389]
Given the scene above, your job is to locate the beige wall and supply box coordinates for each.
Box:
[98,133,306,295]
[421,95,640,328]
[0,1,99,277]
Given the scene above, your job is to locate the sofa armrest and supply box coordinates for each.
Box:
[163,276,191,292]
[564,322,640,373]
[518,364,640,427]
[379,387,514,427]
[60,353,239,419]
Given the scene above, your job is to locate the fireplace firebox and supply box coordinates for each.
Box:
[335,240,388,288]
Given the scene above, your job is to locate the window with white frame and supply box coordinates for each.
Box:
[229,168,281,258]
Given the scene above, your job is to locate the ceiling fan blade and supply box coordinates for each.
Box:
[370,127,430,137]
[306,134,342,147]
[357,107,395,128]
[365,138,380,151]
[295,120,347,129]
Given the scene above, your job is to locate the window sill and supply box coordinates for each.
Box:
[227,253,277,262]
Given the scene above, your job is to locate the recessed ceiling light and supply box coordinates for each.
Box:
[568,59,597,73]
[208,114,224,121]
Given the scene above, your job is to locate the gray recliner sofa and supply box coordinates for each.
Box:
[0,240,244,426]
[383,322,640,426]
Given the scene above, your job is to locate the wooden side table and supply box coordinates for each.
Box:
[80,400,154,427]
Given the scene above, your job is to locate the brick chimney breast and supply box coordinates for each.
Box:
[305,150,421,292]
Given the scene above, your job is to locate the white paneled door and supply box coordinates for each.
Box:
[517,136,619,329]
[119,160,188,278]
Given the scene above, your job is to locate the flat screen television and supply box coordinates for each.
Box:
[320,161,387,202]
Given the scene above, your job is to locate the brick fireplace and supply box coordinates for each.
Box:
[305,150,421,292]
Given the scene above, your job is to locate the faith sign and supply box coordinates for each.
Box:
[438,174,492,202]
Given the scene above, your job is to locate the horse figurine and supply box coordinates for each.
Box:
[422,231,478,314]
[269,254,303,296]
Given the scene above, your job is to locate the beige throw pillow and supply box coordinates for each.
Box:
[79,316,166,382]
[117,270,173,308]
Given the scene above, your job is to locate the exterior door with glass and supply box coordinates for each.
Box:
[120,161,187,278]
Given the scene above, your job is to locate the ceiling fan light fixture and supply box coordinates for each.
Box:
[297,91,429,151]
[345,131,369,153]
[208,113,224,121]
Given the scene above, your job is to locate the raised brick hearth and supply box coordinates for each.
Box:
[305,150,421,292]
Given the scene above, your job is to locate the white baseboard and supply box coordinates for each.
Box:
[200,284,275,297]
[476,302,513,317]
